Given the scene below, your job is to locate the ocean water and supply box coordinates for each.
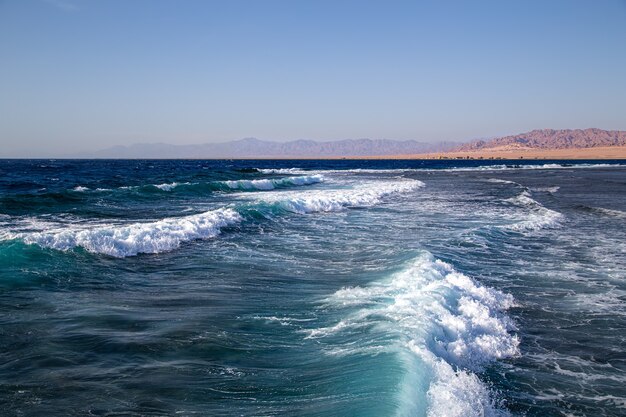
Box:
[0,159,625,417]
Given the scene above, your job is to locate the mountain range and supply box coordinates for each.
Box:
[457,128,626,152]
[84,129,626,158]
[87,138,458,158]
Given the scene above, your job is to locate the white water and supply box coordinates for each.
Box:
[310,252,519,417]
[113,175,324,192]
[223,175,324,190]
[6,179,420,257]
[244,179,424,214]
[502,190,564,232]
[259,163,624,175]
[12,208,242,257]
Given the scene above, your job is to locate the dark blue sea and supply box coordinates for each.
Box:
[1,159,625,417]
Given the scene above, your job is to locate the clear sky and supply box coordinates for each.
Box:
[1,0,625,156]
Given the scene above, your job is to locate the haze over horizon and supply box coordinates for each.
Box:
[1,0,626,157]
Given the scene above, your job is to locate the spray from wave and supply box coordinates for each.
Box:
[308,252,519,417]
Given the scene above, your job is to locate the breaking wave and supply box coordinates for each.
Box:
[221,175,324,190]
[308,252,519,417]
[243,179,424,214]
[258,163,624,175]
[501,190,564,232]
[8,208,242,258]
[115,175,324,194]
[4,179,421,257]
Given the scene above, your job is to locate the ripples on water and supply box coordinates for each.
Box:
[0,159,624,416]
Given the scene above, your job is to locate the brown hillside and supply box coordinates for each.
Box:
[459,129,626,151]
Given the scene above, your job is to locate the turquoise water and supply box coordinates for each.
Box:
[1,159,625,416]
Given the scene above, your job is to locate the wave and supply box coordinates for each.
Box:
[258,168,308,174]
[258,163,625,175]
[86,175,325,194]
[501,190,563,232]
[243,179,424,214]
[432,162,623,172]
[258,168,424,175]
[530,186,560,193]
[221,175,324,191]
[308,252,519,416]
[5,179,419,257]
[580,206,626,219]
[8,208,242,258]
[487,178,518,185]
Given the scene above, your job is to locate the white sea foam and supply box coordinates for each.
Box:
[258,168,308,174]
[11,208,242,257]
[6,179,417,257]
[530,186,560,193]
[487,178,518,185]
[120,175,323,192]
[259,163,624,175]
[72,185,114,192]
[440,163,623,172]
[261,168,426,175]
[247,179,424,214]
[310,252,518,416]
[502,190,563,232]
[154,182,188,191]
[223,175,324,190]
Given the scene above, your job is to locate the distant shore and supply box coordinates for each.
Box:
[362,145,626,160]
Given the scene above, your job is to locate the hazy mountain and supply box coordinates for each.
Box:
[86,138,458,158]
[81,129,626,158]
[458,128,626,151]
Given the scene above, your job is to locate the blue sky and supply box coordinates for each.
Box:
[1,0,625,156]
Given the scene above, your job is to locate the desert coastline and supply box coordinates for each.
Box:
[364,145,626,160]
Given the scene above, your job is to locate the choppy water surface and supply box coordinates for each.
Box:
[0,159,624,416]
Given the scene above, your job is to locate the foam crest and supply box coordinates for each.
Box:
[223,175,324,190]
[502,190,563,232]
[487,178,518,185]
[440,163,624,172]
[258,163,625,175]
[118,175,323,193]
[249,179,424,214]
[154,182,187,191]
[530,186,560,193]
[422,350,510,417]
[312,252,518,416]
[258,168,307,174]
[12,208,242,257]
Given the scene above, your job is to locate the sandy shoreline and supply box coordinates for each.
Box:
[362,146,626,160]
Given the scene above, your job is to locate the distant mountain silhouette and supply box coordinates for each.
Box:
[458,128,626,152]
[84,129,626,158]
[87,138,458,158]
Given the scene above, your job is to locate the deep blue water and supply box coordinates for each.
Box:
[1,159,625,416]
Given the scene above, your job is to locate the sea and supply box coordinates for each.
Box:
[0,159,624,417]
